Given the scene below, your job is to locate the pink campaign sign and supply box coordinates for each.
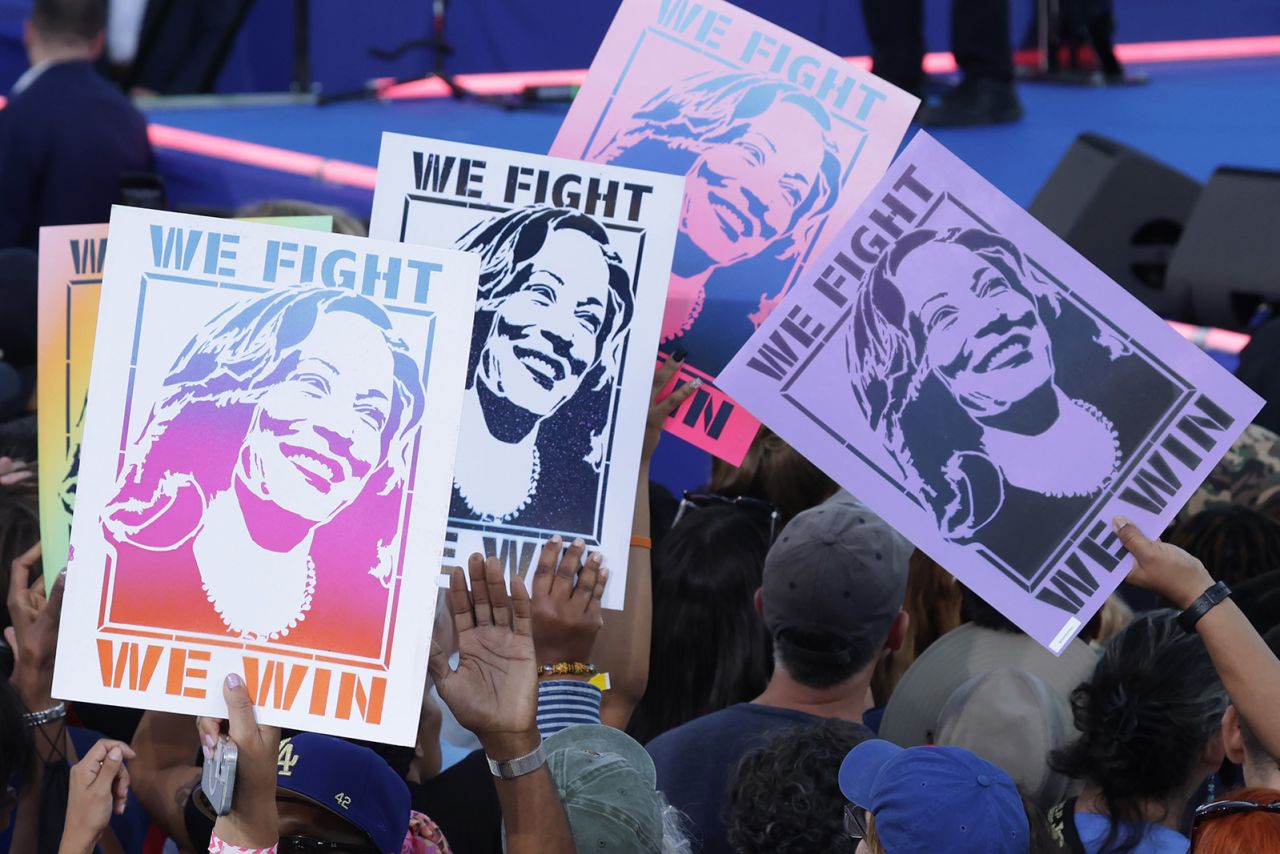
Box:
[551,0,917,463]
[720,133,1263,653]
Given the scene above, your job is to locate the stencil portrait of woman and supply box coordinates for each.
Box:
[845,226,1176,583]
[450,206,635,533]
[101,288,425,653]
[595,71,843,374]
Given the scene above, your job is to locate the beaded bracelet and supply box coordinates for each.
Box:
[537,662,597,677]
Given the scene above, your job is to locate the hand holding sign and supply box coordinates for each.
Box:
[1113,516,1215,609]
[6,543,62,707]
[197,674,281,850]
[429,555,539,760]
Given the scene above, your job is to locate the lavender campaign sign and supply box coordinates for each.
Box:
[551,0,917,464]
[720,133,1263,653]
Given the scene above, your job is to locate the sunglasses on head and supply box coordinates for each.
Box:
[844,803,868,840]
[1191,798,1280,843]
[673,491,780,544]
[277,837,377,854]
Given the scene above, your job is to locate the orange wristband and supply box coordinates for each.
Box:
[630,535,652,550]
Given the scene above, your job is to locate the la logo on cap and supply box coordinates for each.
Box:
[278,739,300,777]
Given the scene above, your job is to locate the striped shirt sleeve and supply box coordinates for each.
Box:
[536,679,603,736]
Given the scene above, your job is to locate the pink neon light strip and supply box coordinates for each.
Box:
[1166,321,1251,354]
[118,34,1279,194]
[383,35,1280,100]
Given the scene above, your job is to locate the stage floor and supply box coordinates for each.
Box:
[144,55,1280,213]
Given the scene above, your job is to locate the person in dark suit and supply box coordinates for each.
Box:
[861,0,1022,126]
[0,0,154,250]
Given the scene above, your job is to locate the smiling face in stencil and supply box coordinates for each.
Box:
[898,243,1054,416]
[681,99,825,267]
[240,311,394,523]
[477,228,609,419]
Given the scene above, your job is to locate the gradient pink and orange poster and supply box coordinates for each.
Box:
[51,209,478,744]
[36,216,332,592]
[551,0,918,463]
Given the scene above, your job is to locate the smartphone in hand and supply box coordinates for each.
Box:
[202,736,238,816]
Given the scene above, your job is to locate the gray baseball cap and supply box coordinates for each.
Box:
[762,490,911,660]
[542,725,664,853]
[936,668,1078,809]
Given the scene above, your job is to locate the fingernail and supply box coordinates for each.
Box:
[226,673,241,689]
[600,568,610,582]
[572,538,585,549]
[202,745,212,760]
[1112,516,1130,533]
[691,377,703,389]
[108,747,122,760]
[589,552,602,565]
[672,347,687,362]
[550,534,562,545]
[204,734,215,750]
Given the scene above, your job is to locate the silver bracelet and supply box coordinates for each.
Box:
[24,701,67,727]
[486,740,546,780]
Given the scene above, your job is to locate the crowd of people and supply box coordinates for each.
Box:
[3,1,1280,854]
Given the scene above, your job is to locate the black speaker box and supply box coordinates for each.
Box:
[1166,166,1280,332]
[1029,133,1202,319]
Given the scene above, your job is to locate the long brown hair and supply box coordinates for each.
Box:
[709,426,837,528]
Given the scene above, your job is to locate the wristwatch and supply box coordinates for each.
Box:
[1177,581,1231,634]
[486,740,546,780]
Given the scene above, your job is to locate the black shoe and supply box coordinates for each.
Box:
[920,78,1024,127]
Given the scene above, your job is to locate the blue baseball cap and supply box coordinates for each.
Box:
[275,733,411,854]
[838,740,1029,854]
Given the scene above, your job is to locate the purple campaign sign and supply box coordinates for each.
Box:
[720,133,1264,654]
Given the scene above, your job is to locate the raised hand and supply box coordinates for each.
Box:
[643,353,702,464]
[1113,516,1214,608]
[196,674,281,849]
[531,536,608,667]
[59,739,137,854]
[6,543,63,707]
[429,554,538,759]
[0,456,34,487]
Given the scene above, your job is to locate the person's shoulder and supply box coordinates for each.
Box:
[646,704,829,755]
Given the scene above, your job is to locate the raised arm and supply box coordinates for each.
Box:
[595,356,699,728]
[429,555,575,854]
[1116,516,1280,759]
[129,711,203,853]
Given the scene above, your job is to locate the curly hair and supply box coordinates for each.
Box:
[456,205,634,394]
[844,226,1128,539]
[727,719,869,854]
[1166,506,1280,589]
[1050,610,1228,854]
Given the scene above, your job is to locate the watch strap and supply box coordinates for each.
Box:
[486,740,546,780]
[1177,581,1231,634]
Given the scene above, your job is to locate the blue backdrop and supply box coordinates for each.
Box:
[0,0,1276,94]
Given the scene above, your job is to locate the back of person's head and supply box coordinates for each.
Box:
[960,583,1021,632]
[628,504,771,744]
[840,740,1030,853]
[235,199,368,237]
[727,719,869,854]
[1050,610,1228,854]
[542,725,690,853]
[1190,787,1280,853]
[936,668,1076,810]
[30,0,103,47]
[1166,505,1280,588]
[1234,625,1280,784]
[0,679,33,806]
[762,494,910,691]
[273,733,411,854]
[709,426,837,526]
